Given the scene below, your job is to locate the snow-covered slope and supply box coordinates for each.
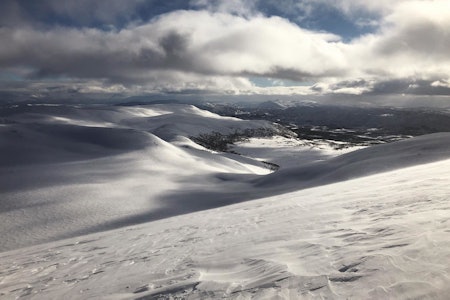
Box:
[0,104,277,252]
[1,157,450,299]
[255,132,450,191]
[2,103,450,299]
[231,136,364,168]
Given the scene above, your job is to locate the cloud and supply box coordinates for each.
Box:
[348,1,450,78]
[0,0,450,100]
[0,10,346,92]
[189,0,257,17]
[309,0,450,97]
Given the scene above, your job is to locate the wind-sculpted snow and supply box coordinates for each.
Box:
[2,103,450,299]
[1,159,450,299]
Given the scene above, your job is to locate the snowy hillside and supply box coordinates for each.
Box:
[1,155,450,299]
[1,103,450,299]
[0,104,281,251]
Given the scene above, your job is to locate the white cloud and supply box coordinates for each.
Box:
[348,0,450,80]
[332,0,406,15]
[189,0,257,17]
[431,79,450,88]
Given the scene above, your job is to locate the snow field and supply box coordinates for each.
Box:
[2,103,450,299]
[1,158,450,299]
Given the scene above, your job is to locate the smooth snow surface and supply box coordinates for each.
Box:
[1,158,450,299]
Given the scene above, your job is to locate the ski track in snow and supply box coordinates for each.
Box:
[1,104,450,299]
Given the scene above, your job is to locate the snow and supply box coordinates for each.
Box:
[1,103,450,299]
[0,104,273,252]
[254,132,450,192]
[231,136,364,168]
[1,158,450,299]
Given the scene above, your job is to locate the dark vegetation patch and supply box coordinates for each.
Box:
[191,126,294,153]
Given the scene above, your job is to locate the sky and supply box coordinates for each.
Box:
[1,0,450,105]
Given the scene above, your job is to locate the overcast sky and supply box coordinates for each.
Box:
[1,0,450,104]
